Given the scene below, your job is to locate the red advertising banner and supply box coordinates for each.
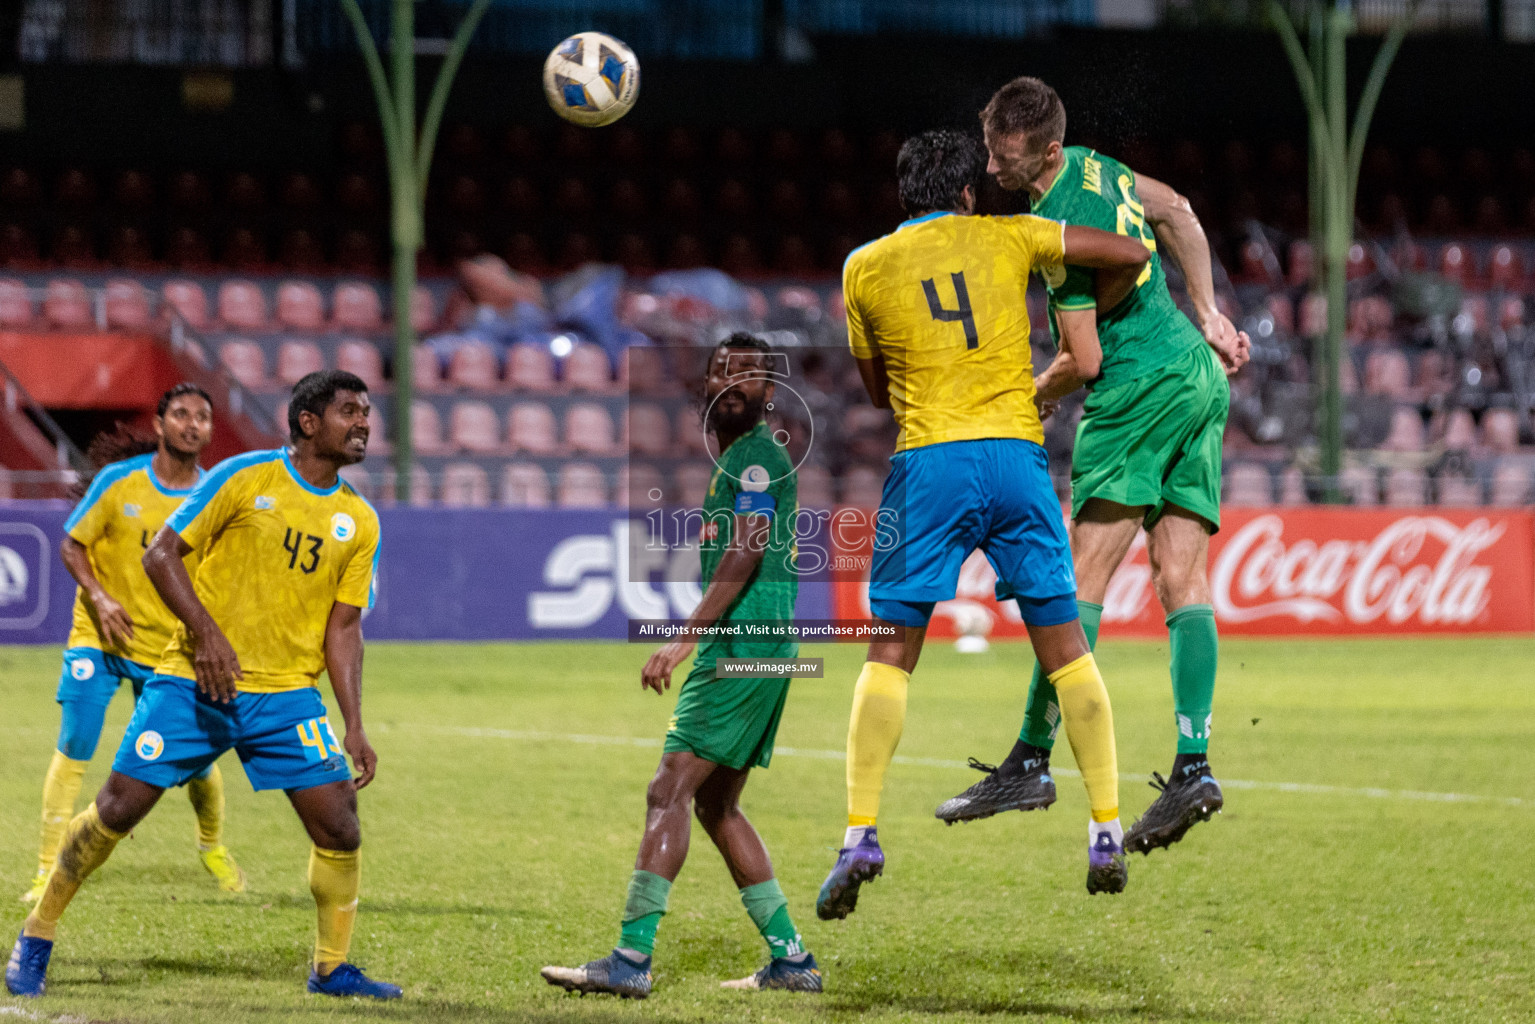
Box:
[830,507,1535,638]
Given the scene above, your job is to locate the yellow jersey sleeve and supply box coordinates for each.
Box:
[1004,213,1065,270]
[63,466,126,548]
[168,457,253,552]
[843,247,876,360]
[335,508,380,609]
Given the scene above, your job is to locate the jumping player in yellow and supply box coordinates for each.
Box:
[7,370,399,1001]
[22,383,244,904]
[817,130,1153,920]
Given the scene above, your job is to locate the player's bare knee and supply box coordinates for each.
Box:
[95,773,158,833]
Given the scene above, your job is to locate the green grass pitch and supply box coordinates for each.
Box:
[1,636,1532,1023]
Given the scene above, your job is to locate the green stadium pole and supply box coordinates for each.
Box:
[1270,0,1418,503]
[338,0,492,502]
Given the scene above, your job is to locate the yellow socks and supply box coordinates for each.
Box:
[847,661,909,826]
[186,764,225,849]
[24,803,125,941]
[1048,653,1120,822]
[37,751,89,876]
[309,846,361,975]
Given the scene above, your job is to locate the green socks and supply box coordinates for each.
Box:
[1019,600,1103,749]
[740,879,804,960]
[617,870,671,957]
[1167,604,1217,754]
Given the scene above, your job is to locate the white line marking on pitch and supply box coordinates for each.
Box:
[387,724,1528,809]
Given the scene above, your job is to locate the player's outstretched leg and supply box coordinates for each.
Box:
[186,763,246,892]
[24,688,115,904]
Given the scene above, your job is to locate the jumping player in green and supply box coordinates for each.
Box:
[937,77,1251,854]
[540,334,820,999]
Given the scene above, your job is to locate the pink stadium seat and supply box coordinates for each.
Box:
[1341,465,1379,506]
[625,403,672,457]
[672,406,709,455]
[563,342,614,392]
[335,339,385,389]
[1277,465,1308,506]
[1438,243,1471,287]
[798,464,835,509]
[43,278,94,329]
[507,343,557,392]
[449,400,501,453]
[1384,467,1427,506]
[275,280,327,332]
[1488,245,1522,290]
[507,402,559,455]
[412,344,444,393]
[411,400,449,455]
[1381,406,1425,452]
[556,462,609,508]
[1482,408,1521,454]
[619,346,679,396]
[1499,297,1525,330]
[841,466,886,507]
[1298,293,1327,337]
[1364,348,1411,399]
[410,463,433,507]
[218,340,268,390]
[365,404,390,456]
[1438,408,1478,451]
[1414,349,1454,400]
[161,279,210,329]
[275,339,326,386]
[669,463,710,507]
[447,341,502,391]
[103,279,152,330]
[440,462,492,508]
[338,464,373,500]
[501,462,552,508]
[1436,472,1482,507]
[0,278,32,327]
[1224,463,1272,505]
[332,281,384,331]
[217,280,269,331]
[1286,240,1314,287]
[565,403,618,455]
[617,463,667,508]
[410,286,437,334]
[1490,463,1532,505]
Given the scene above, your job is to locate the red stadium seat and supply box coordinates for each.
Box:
[1363,348,1411,399]
[562,343,613,392]
[1381,405,1426,453]
[1490,463,1532,505]
[54,168,97,208]
[410,286,437,334]
[773,236,817,276]
[449,400,502,453]
[500,462,552,507]
[1482,408,1521,454]
[1223,463,1272,505]
[0,224,40,266]
[1277,466,1308,506]
[1286,240,1314,288]
[0,167,41,206]
[53,225,98,269]
[337,173,380,214]
[672,405,708,455]
[165,228,214,271]
[1437,408,1478,451]
[217,280,269,331]
[218,340,268,390]
[565,402,618,455]
[275,339,325,386]
[412,344,445,393]
[1384,467,1427,506]
[720,235,761,278]
[613,234,656,275]
[279,229,328,273]
[609,178,647,221]
[447,341,502,392]
[103,278,153,330]
[225,171,266,211]
[1498,296,1525,330]
[507,402,559,455]
[1340,465,1379,507]
[43,278,94,329]
[411,400,449,455]
[276,280,327,332]
[617,463,667,509]
[507,343,557,392]
[1436,472,1482,507]
[440,462,492,507]
[1488,245,1522,291]
[625,402,671,457]
[106,225,156,269]
[335,339,385,389]
[1346,243,1374,280]
[556,463,609,508]
[504,233,548,276]
[820,181,860,224]
[365,404,391,457]
[665,234,708,270]
[0,278,33,327]
[336,230,381,273]
[332,281,383,331]
[1298,293,1327,338]
[161,279,209,329]
[222,228,269,271]
[1438,243,1471,287]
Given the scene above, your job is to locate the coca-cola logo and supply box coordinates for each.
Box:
[1211,514,1504,626]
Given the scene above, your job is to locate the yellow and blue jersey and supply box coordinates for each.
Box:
[842,211,1065,451]
[63,453,203,667]
[157,448,380,693]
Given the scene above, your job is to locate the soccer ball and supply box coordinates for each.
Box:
[542,32,640,128]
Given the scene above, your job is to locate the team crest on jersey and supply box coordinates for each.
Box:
[123,503,141,518]
[135,730,164,761]
[70,658,95,681]
[330,512,356,542]
[741,465,771,492]
[254,495,275,510]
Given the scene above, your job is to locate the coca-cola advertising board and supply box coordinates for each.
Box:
[830,508,1535,637]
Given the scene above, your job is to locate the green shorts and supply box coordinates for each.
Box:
[1071,344,1229,530]
[662,649,792,770]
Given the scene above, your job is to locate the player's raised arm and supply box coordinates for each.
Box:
[143,524,242,702]
[1135,172,1250,373]
[323,601,375,789]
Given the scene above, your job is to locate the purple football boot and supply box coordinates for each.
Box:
[816,828,885,920]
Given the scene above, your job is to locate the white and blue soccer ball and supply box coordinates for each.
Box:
[542,32,640,127]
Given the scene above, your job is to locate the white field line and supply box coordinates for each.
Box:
[386,724,1528,809]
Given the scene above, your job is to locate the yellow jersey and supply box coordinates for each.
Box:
[843,211,1065,451]
[64,453,203,666]
[158,448,380,693]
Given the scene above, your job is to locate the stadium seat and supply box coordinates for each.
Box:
[54,167,97,207]
[410,463,434,507]
[279,171,323,210]
[566,402,619,455]
[666,234,708,269]
[218,340,268,390]
[0,167,41,206]
[1438,243,1471,287]
[335,339,385,389]
[721,235,761,277]
[43,278,94,329]
[1223,463,1273,505]
[798,464,835,509]
[673,462,713,507]
[165,228,214,271]
[337,173,380,213]
[841,466,886,507]
[338,464,373,500]
[1436,471,1482,507]
[217,280,269,331]
[447,340,502,391]
[278,229,328,273]
[556,462,609,508]
[445,175,487,217]
[1346,243,1373,280]
[412,344,445,393]
[225,171,266,210]
[673,405,709,455]
[333,281,384,331]
[1482,408,1521,454]
[1498,297,1525,330]
[411,400,450,455]
[275,340,326,386]
[1381,405,1425,452]
[1286,240,1314,287]
[411,286,438,334]
[1277,465,1308,506]
[625,402,672,457]
[563,343,614,392]
[365,404,390,456]
[1490,463,1532,505]
[501,176,541,217]
[1488,245,1522,290]
[103,279,152,330]
[507,402,559,455]
[0,224,40,266]
[613,234,657,275]
[51,225,97,269]
[105,224,156,269]
[821,181,860,223]
[0,278,33,327]
[1298,293,1327,337]
[1437,407,1478,451]
[1384,467,1428,506]
[275,280,326,331]
[168,170,212,211]
[440,462,492,507]
[507,343,557,392]
[222,227,269,270]
[617,463,667,508]
[450,400,502,453]
[1414,349,1454,400]
[662,178,703,222]
[336,230,381,273]
[1340,465,1379,506]
[500,461,552,507]
[1363,348,1411,399]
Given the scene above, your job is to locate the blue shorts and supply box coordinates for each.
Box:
[55,647,156,706]
[867,439,1077,628]
[111,676,352,793]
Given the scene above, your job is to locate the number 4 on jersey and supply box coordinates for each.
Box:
[923,271,979,349]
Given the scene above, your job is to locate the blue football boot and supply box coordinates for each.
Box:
[816,828,885,920]
[307,962,403,999]
[5,930,53,998]
[720,953,823,992]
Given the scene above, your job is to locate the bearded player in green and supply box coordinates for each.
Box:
[541,334,820,999]
[937,77,1251,854]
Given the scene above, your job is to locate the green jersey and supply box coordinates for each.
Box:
[698,420,798,652]
[1031,146,1205,390]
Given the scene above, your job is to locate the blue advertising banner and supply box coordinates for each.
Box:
[0,505,832,644]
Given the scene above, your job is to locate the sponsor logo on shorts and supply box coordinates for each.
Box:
[135,730,164,761]
[330,513,356,542]
[70,657,95,681]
